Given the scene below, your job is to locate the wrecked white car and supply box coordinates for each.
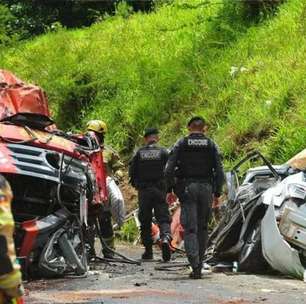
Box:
[206,150,306,280]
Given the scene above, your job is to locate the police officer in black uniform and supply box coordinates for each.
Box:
[129,128,171,261]
[165,116,224,279]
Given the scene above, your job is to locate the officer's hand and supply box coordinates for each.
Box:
[212,195,221,210]
[166,192,177,205]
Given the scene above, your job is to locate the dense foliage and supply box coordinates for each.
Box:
[0,0,305,167]
[0,1,153,39]
[0,4,19,45]
[242,0,285,17]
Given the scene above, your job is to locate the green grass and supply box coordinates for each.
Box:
[118,219,139,242]
[0,0,305,167]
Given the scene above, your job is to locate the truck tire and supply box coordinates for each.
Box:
[58,231,88,276]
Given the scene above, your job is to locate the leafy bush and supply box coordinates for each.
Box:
[242,0,285,18]
[0,0,154,39]
[0,4,19,45]
[119,219,138,242]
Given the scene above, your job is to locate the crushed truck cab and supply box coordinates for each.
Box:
[0,70,107,277]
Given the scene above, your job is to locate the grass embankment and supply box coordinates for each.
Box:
[0,0,305,167]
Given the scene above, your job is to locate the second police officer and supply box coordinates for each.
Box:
[129,128,172,262]
[165,116,225,279]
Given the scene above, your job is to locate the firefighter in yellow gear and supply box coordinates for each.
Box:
[86,120,123,176]
[87,120,125,258]
[0,175,24,304]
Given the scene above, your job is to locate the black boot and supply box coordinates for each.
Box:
[189,265,202,279]
[102,236,115,259]
[161,236,171,262]
[141,246,153,260]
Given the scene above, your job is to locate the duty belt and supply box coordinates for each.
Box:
[138,180,165,189]
[179,178,212,184]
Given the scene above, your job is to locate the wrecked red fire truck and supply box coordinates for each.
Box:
[0,70,108,278]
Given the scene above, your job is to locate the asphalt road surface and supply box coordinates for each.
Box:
[25,245,306,304]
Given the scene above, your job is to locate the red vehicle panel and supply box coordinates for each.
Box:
[0,69,50,119]
[0,70,108,276]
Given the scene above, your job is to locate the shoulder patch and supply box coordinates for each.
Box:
[187,138,209,147]
[139,149,162,160]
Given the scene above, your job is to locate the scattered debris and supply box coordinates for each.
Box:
[134,282,148,287]
[214,298,251,304]
[260,289,277,293]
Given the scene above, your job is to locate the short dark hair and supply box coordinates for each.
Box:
[144,128,159,137]
[187,116,206,128]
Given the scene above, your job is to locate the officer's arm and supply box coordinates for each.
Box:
[162,148,169,165]
[212,143,225,197]
[128,152,139,188]
[164,140,181,192]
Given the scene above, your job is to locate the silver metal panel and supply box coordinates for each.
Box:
[262,172,306,207]
[261,203,305,280]
[288,209,306,228]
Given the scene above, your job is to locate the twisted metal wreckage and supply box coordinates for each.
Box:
[206,150,306,280]
[0,70,137,281]
[0,70,306,282]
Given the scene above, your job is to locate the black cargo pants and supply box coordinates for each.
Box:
[86,207,114,258]
[176,182,212,268]
[98,209,115,255]
[138,185,171,248]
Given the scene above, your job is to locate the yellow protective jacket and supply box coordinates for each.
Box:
[103,145,124,178]
[0,176,22,296]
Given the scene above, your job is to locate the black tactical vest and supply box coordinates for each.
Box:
[178,134,214,180]
[136,145,166,182]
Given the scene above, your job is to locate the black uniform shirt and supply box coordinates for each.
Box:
[129,143,169,188]
[165,133,224,197]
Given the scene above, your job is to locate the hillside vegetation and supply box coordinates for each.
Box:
[0,0,305,166]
